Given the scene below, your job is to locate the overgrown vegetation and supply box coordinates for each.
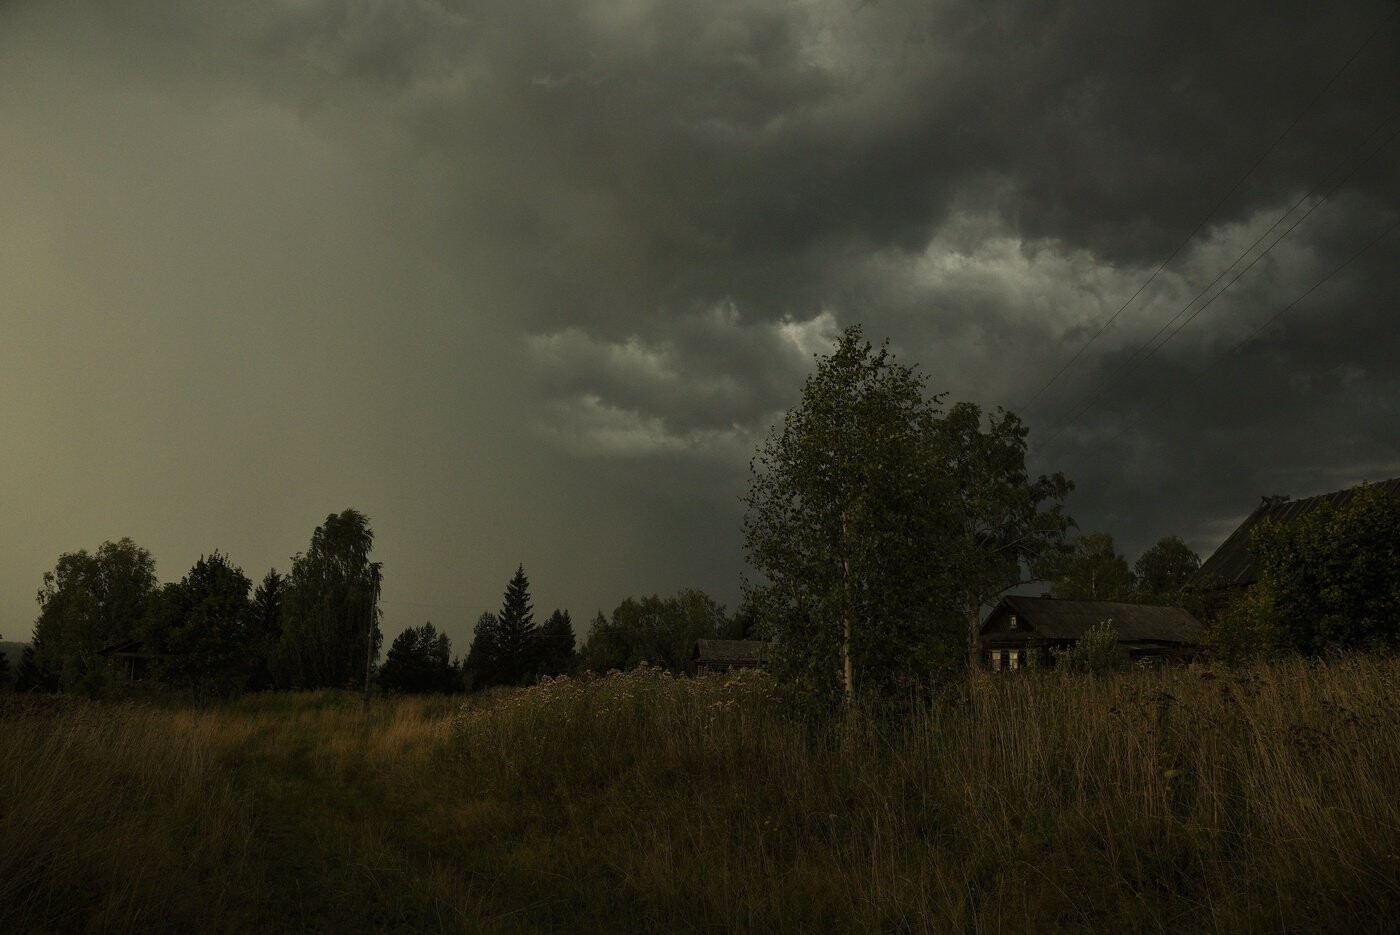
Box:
[6,658,1400,932]
[1209,483,1400,661]
[1052,620,1125,674]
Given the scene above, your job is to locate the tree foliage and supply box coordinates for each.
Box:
[464,612,503,689]
[743,326,965,703]
[494,565,537,685]
[380,622,459,694]
[31,538,157,692]
[1234,483,1400,657]
[142,552,253,701]
[938,402,1074,666]
[536,609,577,678]
[1132,536,1201,603]
[279,509,382,689]
[577,590,728,675]
[246,570,284,691]
[1044,532,1136,601]
[1052,620,1124,674]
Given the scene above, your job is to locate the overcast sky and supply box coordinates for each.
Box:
[3,0,1397,651]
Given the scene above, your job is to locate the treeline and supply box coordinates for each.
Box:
[397,567,756,694]
[6,505,753,699]
[14,509,382,700]
[1040,531,1201,606]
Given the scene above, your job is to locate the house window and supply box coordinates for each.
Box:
[1008,651,1019,671]
[990,649,1003,671]
[1009,614,1019,630]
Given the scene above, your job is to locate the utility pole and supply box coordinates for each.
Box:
[362,562,381,716]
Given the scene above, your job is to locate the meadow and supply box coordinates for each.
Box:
[3,657,1399,933]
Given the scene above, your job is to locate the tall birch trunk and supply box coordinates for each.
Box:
[841,511,855,704]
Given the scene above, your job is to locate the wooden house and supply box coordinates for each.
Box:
[979,595,1204,670]
[1186,477,1400,616]
[694,639,773,675]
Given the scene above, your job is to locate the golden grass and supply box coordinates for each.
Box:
[3,658,1400,932]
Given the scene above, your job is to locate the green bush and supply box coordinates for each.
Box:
[1053,620,1124,674]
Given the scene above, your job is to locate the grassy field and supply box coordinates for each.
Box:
[3,658,1399,933]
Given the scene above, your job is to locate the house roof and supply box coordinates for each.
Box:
[694,639,772,664]
[1188,477,1400,591]
[984,595,1204,644]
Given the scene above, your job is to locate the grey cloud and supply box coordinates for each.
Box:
[2,0,1397,649]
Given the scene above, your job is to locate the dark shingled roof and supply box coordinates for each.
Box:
[985,595,1204,644]
[695,639,772,664]
[1188,478,1400,591]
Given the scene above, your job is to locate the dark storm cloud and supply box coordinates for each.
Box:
[2,0,1397,645]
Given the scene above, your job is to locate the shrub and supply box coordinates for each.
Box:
[1053,619,1124,674]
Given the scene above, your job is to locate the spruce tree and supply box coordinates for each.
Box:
[494,565,537,685]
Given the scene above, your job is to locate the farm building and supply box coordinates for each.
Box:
[979,595,1204,670]
[99,638,164,682]
[694,639,773,675]
[1186,477,1400,615]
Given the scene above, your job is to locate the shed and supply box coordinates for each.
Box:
[980,595,1204,670]
[98,638,165,682]
[694,639,773,675]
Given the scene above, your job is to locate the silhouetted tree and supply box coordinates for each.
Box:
[578,611,629,673]
[142,552,253,702]
[279,510,382,689]
[14,644,53,693]
[578,590,733,674]
[380,622,458,693]
[535,609,576,678]
[1132,536,1201,603]
[492,565,537,686]
[1045,532,1135,601]
[32,538,157,693]
[0,638,10,690]
[465,611,503,689]
[246,570,284,691]
[938,402,1074,668]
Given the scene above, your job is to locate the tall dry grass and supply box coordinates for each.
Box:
[452,658,1400,932]
[2,658,1398,932]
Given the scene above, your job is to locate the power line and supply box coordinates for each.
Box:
[1019,5,1399,414]
[1033,113,1400,453]
[1051,215,1399,463]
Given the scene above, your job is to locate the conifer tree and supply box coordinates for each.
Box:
[494,565,537,685]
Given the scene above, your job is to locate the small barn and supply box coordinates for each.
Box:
[1186,477,1400,616]
[694,639,773,675]
[99,638,164,682]
[979,596,1204,670]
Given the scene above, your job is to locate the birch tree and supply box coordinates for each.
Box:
[743,326,962,704]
